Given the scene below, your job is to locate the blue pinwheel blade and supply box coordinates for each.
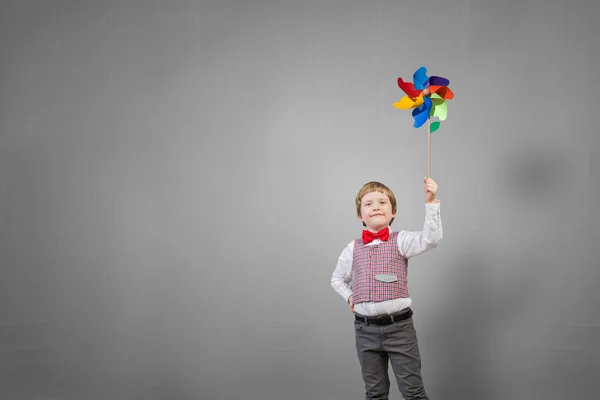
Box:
[412,107,429,128]
[429,76,450,86]
[413,66,430,90]
[423,95,432,111]
[411,96,432,128]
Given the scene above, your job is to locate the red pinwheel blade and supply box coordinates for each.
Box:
[397,77,422,98]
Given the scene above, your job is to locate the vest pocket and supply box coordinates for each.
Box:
[374,274,398,283]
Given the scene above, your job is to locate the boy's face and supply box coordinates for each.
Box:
[358,191,396,232]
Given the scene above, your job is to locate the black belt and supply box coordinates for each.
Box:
[355,308,413,326]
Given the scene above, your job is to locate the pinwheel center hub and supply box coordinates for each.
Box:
[422,88,431,97]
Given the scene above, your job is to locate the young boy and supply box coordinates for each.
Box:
[331,177,442,400]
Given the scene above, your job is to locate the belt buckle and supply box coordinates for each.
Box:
[377,315,392,325]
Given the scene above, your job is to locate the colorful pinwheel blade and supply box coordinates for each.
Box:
[411,96,432,128]
[430,93,445,106]
[429,76,450,87]
[429,94,447,121]
[429,85,454,100]
[427,86,453,100]
[397,77,422,98]
[430,121,441,133]
[412,108,429,128]
[413,66,430,90]
[393,95,424,109]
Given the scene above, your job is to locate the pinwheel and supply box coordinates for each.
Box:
[393,66,454,177]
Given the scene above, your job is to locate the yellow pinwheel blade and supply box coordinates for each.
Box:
[393,94,423,109]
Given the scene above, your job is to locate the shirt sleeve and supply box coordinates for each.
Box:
[397,201,443,259]
[331,241,355,303]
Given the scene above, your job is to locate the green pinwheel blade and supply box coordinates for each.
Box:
[430,121,440,133]
[429,93,447,121]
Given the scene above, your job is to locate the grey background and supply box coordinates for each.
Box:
[1,0,599,399]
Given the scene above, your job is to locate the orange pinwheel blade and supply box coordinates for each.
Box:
[428,85,454,100]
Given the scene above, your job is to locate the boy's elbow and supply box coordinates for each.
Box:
[427,234,443,249]
[331,277,342,291]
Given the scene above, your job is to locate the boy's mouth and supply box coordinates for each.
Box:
[371,213,384,217]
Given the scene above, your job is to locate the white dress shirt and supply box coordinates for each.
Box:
[331,201,443,316]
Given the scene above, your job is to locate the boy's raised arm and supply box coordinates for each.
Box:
[397,201,443,259]
[398,177,443,258]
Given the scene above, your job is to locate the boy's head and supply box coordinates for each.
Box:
[355,181,397,231]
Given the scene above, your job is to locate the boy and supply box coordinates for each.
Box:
[331,177,442,400]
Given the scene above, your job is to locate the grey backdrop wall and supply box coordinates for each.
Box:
[1,1,599,399]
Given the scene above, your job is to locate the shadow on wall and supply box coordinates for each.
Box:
[425,249,542,400]
[497,142,573,203]
[425,143,578,399]
[535,274,600,399]
[589,150,598,179]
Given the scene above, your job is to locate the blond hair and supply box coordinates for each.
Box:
[355,181,397,226]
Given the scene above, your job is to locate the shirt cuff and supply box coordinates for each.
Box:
[425,200,440,213]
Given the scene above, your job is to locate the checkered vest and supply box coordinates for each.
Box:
[351,231,409,304]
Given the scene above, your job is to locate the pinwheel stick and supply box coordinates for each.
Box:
[423,87,431,178]
[427,118,431,178]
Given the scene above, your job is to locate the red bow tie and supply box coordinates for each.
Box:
[362,228,390,244]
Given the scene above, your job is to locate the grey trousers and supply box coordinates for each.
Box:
[354,315,429,400]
